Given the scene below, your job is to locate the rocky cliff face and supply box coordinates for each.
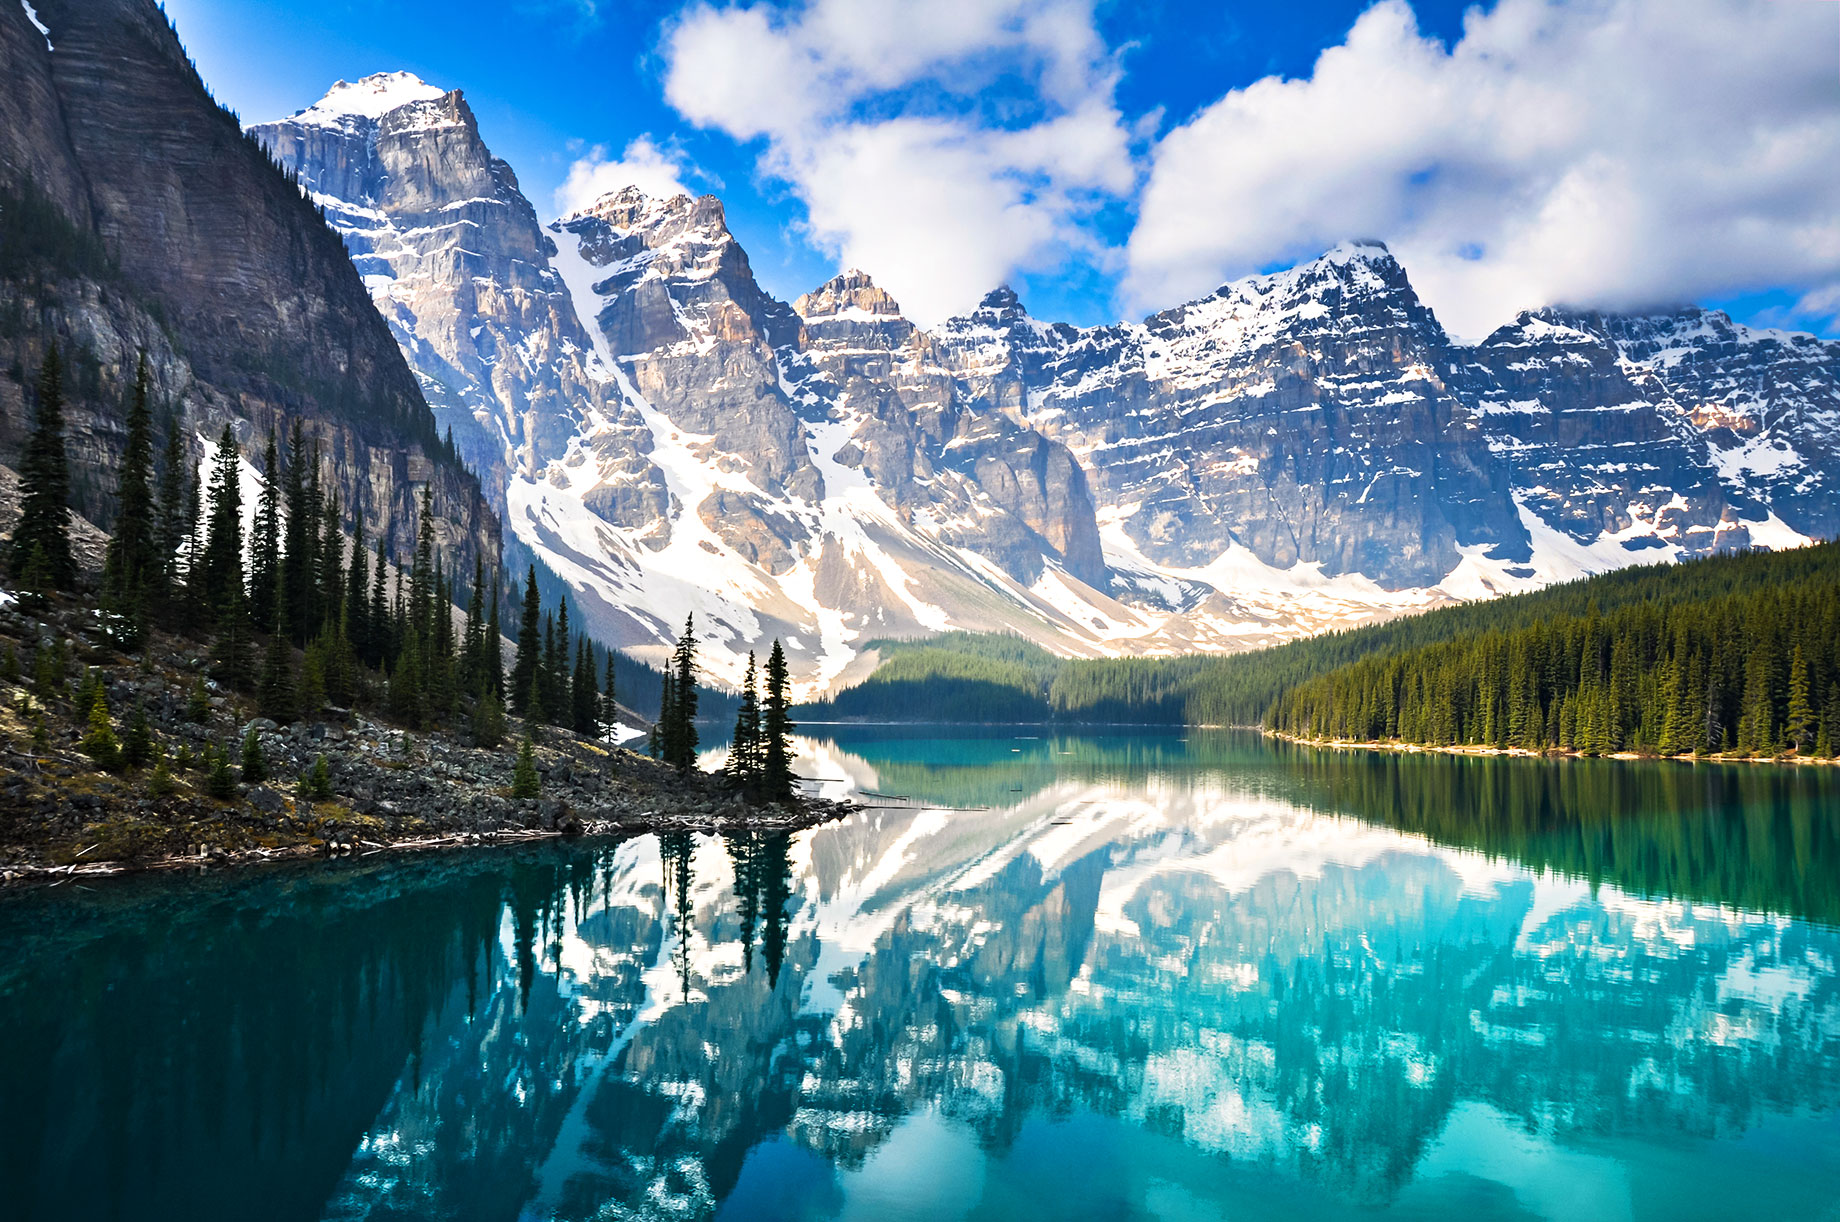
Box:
[0,2,495,574]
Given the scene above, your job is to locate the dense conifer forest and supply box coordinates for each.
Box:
[803,543,1840,759]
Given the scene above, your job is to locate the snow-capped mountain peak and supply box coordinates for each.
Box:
[285,71,448,127]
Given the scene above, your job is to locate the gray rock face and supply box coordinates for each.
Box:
[250,76,662,517]
[0,4,496,577]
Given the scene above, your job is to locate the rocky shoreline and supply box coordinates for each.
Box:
[0,599,855,887]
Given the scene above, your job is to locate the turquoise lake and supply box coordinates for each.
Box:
[3,730,1839,1220]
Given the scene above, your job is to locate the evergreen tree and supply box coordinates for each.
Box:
[731,650,762,795]
[652,671,672,759]
[11,346,74,588]
[104,355,159,622]
[258,595,296,723]
[155,412,189,610]
[249,431,281,634]
[761,639,795,801]
[472,688,506,749]
[318,493,344,639]
[212,579,255,691]
[1786,643,1816,754]
[602,651,618,739]
[410,484,435,639]
[664,615,699,773]
[299,755,334,801]
[345,508,370,663]
[122,704,154,770]
[485,571,504,701]
[572,637,599,736]
[368,538,389,669]
[205,744,239,799]
[80,686,122,772]
[197,424,244,612]
[391,619,426,727]
[461,553,486,696]
[281,422,313,641]
[511,566,542,718]
[512,733,541,798]
[240,725,267,784]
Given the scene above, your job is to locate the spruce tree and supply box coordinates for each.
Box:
[122,704,154,770]
[602,651,618,738]
[318,493,344,639]
[240,725,267,784]
[1786,643,1816,754]
[511,566,542,718]
[472,688,506,749]
[281,423,313,642]
[461,553,485,696]
[11,346,74,588]
[212,579,255,691]
[368,538,390,668]
[732,650,761,795]
[572,637,599,736]
[761,639,795,801]
[485,571,504,701]
[512,733,540,798]
[104,354,159,620]
[249,431,280,634]
[198,424,244,613]
[81,687,122,772]
[665,615,699,773]
[155,412,189,609]
[258,595,296,723]
[345,509,369,663]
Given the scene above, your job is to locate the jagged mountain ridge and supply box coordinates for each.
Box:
[0,7,496,573]
[257,71,1839,696]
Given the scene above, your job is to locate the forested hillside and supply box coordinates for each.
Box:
[803,543,1840,758]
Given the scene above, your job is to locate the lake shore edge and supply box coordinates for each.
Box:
[1265,728,1840,766]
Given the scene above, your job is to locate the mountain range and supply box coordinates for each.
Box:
[4,9,1834,701]
[249,71,1840,696]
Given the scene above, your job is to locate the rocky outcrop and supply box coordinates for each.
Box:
[250,75,661,518]
[0,2,496,575]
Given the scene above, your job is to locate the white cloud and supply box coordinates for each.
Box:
[660,0,1135,326]
[1127,0,1840,340]
[554,135,694,216]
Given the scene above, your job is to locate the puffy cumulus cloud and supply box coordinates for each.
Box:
[661,0,1134,325]
[1127,0,1840,340]
[554,135,695,216]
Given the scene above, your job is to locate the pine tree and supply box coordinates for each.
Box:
[122,704,155,770]
[511,566,542,718]
[731,651,761,796]
[212,578,255,691]
[205,744,239,799]
[11,346,74,588]
[665,615,699,773]
[572,637,599,736]
[512,733,541,799]
[1786,643,1816,754]
[282,422,312,642]
[258,595,296,723]
[104,354,159,622]
[198,424,244,613]
[299,754,334,801]
[461,553,485,696]
[155,412,189,610]
[81,687,122,772]
[410,484,434,639]
[345,508,369,663]
[368,537,389,669]
[318,493,344,640]
[240,725,268,783]
[485,571,504,701]
[652,671,672,759]
[601,651,618,738]
[249,431,280,634]
[761,639,795,801]
[472,688,506,749]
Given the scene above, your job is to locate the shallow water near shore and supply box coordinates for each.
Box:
[3,729,1839,1221]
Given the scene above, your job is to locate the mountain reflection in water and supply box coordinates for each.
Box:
[2,730,1837,1222]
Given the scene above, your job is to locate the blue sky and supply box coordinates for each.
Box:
[163,0,1840,338]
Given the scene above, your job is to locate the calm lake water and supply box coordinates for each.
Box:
[4,730,1840,1221]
